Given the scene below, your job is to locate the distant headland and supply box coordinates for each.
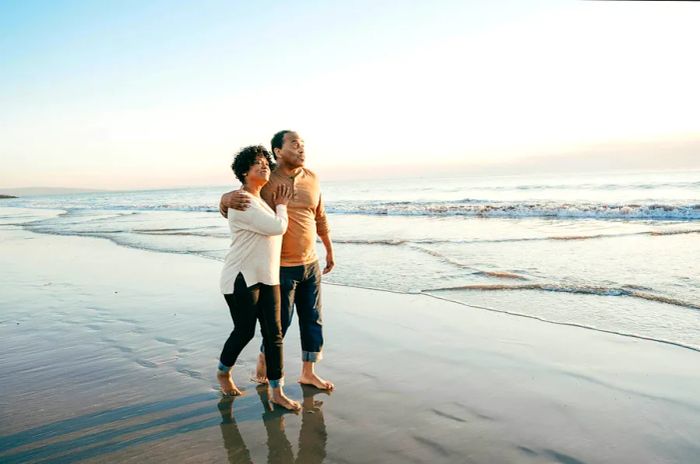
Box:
[0,187,110,197]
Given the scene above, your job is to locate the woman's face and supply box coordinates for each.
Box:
[245,155,271,184]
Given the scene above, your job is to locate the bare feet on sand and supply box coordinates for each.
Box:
[251,353,268,384]
[217,371,242,396]
[271,389,301,411]
[298,370,335,391]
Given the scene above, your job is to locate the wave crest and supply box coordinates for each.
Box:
[325,201,700,220]
[423,283,700,311]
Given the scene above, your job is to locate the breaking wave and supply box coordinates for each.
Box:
[325,200,700,220]
[423,283,700,311]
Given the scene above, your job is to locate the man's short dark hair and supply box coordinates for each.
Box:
[271,130,292,159]
[231,145,274,184]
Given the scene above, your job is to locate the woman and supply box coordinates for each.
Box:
[217,145,300,411]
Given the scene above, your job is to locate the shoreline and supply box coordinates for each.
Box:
[423,292,700,353]
[1,226,699,463]
[4,204,698,354]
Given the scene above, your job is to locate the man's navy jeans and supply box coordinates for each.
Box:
[262,260,324,362]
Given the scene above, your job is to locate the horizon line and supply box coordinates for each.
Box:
[2,166,700,196]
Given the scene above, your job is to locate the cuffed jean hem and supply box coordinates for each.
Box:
[269,377,284,388]
[302,351,323,363]
[217,361,232,374]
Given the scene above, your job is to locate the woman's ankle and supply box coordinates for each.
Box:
[268,377,284,389]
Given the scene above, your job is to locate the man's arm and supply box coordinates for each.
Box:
[219,189,251,218]
[319,232,334,274]
[315,193,334,274]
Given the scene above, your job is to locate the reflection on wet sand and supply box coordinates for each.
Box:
[0,393,221,463]
[218,398,253,464]
[218,385,329,464]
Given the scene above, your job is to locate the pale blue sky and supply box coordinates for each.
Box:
[1,1,698,189]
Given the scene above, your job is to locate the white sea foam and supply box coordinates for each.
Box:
[423,283,700,311]
[325,200,700,220]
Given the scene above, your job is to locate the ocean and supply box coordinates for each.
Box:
[2,169,699,351]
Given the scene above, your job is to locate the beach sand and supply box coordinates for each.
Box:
[1,227,699,463]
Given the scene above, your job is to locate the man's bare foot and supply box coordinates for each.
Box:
[251,353,268,384]
[271,389,301,411]
[298,372,334,391]
[217,371,242,396]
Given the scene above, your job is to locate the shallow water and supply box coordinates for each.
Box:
[1,169,699,350]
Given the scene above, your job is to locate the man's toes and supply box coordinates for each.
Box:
[272,398,300,411]
[222,388,241,397]
[286,399,301,411]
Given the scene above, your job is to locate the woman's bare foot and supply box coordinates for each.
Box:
[251,353,268,384]
[271,388,301,411]
[217,371,242,396]
[298,371,334,391]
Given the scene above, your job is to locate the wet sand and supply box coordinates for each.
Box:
[1,227,699,463]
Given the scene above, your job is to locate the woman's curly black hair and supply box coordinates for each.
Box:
[231,145,275,184]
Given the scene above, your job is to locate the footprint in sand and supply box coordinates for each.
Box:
[134,359,159,369]
[176,367,204,379]
[114,345,134,353]
[430,408,467,423]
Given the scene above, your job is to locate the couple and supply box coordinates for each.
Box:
[216,130,335,411]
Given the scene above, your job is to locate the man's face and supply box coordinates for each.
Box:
[276,132,305,168]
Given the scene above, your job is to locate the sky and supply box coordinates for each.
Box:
[1,0,699,189]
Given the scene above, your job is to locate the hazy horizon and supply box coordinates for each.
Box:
[3,162,699,197]
[2,1,699,190]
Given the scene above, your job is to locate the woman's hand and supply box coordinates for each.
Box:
[272,184,293,206]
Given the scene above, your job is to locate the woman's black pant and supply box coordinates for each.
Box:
[220,273,283,382]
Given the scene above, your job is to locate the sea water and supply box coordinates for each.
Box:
[2,169,699,350]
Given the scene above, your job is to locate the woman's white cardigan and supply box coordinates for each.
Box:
[220,193,288,294]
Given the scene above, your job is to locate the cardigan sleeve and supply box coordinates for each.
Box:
[230,197,288,236]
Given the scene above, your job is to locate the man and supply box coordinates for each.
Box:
[219,130,335,390]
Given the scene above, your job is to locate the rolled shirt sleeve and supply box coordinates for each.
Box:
[315,194,330,236]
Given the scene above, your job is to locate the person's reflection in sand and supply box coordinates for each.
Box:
[218,386,329,464]
[256,385,296,464]
[257,384,329,464]
[218,397,253,464]
[296,384,328,464]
